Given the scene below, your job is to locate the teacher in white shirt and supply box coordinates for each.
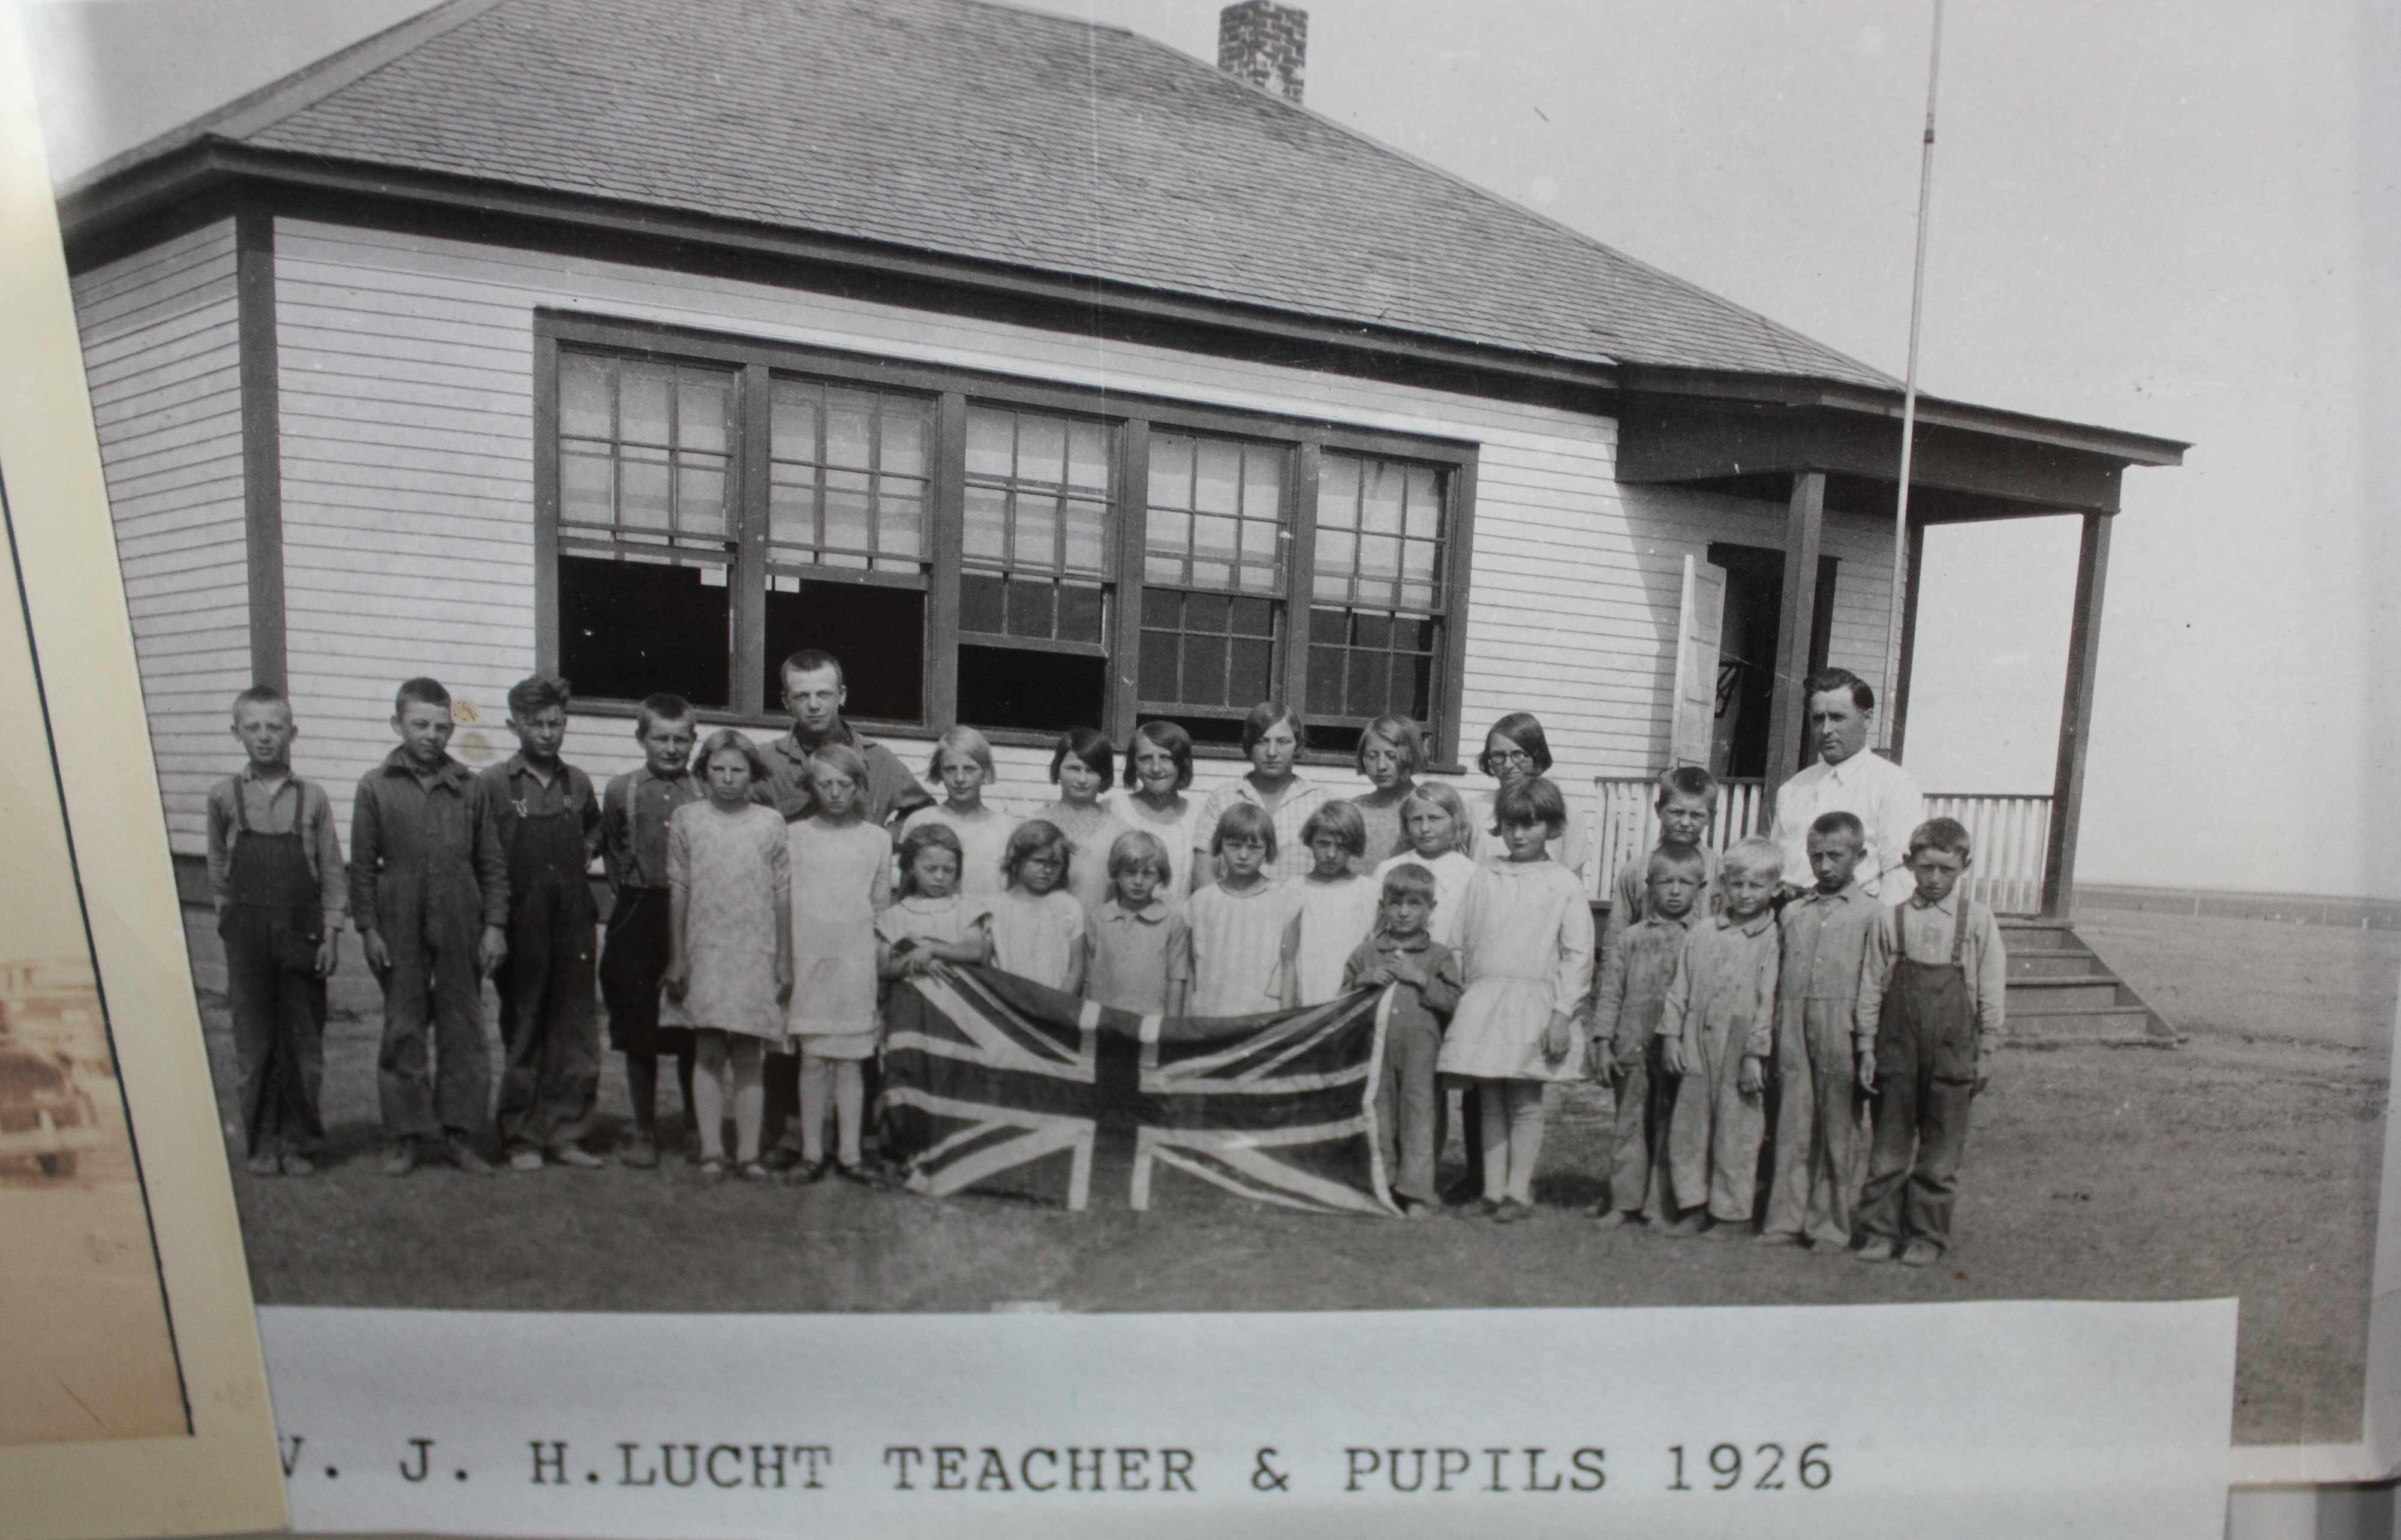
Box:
[1769,668,1925,904]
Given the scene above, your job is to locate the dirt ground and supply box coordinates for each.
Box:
[188,907,2397,1448]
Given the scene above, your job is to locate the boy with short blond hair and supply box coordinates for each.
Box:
[1657,835,1782,1237]
[208,685,345,1177]
[1854,817,2008,1266]
[1757,811,1882,1249]
[1602,765,1720,961]
[479,674,604,1172]
[350,676,510,1177]
[1584,843,1706,1226]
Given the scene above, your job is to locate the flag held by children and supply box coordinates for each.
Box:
[882,965,1396,1215]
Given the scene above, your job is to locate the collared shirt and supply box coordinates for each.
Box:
[204,765,347,922]
[1770,748,1925,903]
[1775,879,1882,1025]
[1660,909,1780,1065]
[755,719,933,829]
[347,749,510,933]
[601,764,703,891]
[1341,930,1465,1031]
[1602,844,1722,962]
[1195,772,1329,883]
[476,753,601,857]
[1587,907,1695,1054]
[1855,889,2008,1053]
[1083,897,1190,1016]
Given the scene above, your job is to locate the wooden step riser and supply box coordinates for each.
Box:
[2010,954,2115,979]
[2008,980,2138,1011]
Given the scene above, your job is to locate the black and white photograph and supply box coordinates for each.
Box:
[21,0,2397,1487]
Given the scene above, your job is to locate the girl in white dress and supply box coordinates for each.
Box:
[986,820,1087,993]
[663,730,792,1182]
[1046,727,1132,920]
[877,823,991,982]
[1173,802,1301,1017]
[786,744,893,1184]
[1371,780,1478,948]
[1280,801,1382,1007]
[1105,720,1206,900]
[900,726,1016,898]
[1436,777,1597,1222]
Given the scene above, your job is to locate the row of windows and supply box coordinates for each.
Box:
[544,327,1476,756]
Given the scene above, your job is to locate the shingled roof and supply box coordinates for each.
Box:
[70,0,1897,389]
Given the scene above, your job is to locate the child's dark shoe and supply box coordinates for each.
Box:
[381,1138,419,1178]
[1660,1210,1707,1239]
[245,1151,281,1177]
[552,1145,606,1169]
[618,1130,658,1169]
[1590,1208,1633,1229]
[784,1159,828,1186]
[1701,1217,1741,1238]
[761,1144,802,1172]
[1898,1240,1942,1268]
[1855,1236,1897,1263]
[446,1135,496,1175]
[1492,1197,1534,1224]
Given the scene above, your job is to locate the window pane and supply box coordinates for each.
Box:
[1346,650,1391,718]
[1150,436,1193,509]
[882,403,928,478]
[818,468,868,554]
[559,554,729,708]
[1185,591,1229,633]
[769,469,819,547]
[959,572,1005,634]
[1193,513,1238,561]
[1139,628,1179,702]
[1018,415,1066,483]
[1057,581,1106,643]
[678,379,728,454]
[676,463,727,538]
[1309,607,1347,645]
[1317,453,1359,524]
[560,363,612,440]
[619,372,671,446]
[878,485,925,560]
[1230,596,1275,636]
[1004,578,1055,639]
[561,449,613,524]
[1307,643,1345,713]
[825,393,874,469]
[1014,493,1059,568]
[1404,467,1440,539]
[1243,449,1283,516]
[1063,496,1109,575]
[1067,420,1110,490]
[963,485,1007,561]
[1361,462,1405,537]
[765,580,923,723]
[771,387,819,464]
[1230,637,1275,700]
[770,378,934,570]
[1182,633,1227,705]
[619,451,671,531]
[1195,439,1240,514]
[959,645,1106,733]
[1142,588,1179,629]
[965,408,1014,479]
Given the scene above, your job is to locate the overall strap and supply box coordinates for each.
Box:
[231,778,251,837]
[1948,897,1971,967]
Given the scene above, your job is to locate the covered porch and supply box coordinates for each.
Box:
[1606,366,2186,921]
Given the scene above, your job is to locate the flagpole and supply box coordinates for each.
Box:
[1886,0,1943,756]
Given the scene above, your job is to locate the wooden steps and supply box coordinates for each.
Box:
[1999,918,2180,1046]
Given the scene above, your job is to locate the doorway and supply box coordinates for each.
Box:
[1705,543,1839,778]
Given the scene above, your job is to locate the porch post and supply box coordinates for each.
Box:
[1761,468,1826,815]
[1886,518,1927,760]
[2041,512,2113,918]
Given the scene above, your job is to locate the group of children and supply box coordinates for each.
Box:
[210,675,1999,1263]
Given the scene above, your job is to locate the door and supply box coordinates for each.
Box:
[1670,554,1727,769]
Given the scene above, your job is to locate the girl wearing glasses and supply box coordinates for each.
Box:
[1467,712,1588,883]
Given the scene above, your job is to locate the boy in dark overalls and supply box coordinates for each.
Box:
[479,675,604,1172]
[1854,817,2008,1266]
[350,676,510,1177]
[597,694,701,1168]
[207,686,345,1175]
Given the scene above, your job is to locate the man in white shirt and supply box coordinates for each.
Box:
[1769,669,1925,905]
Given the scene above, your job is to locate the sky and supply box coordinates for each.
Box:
[18,0,2399,898]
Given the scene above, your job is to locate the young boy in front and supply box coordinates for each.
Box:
[1583,844,1705,1226]
[1853,817,2008,1266]
[598,694,702,1167]
[1657,837,1782,1237]
[1601,765,1720,962]
[478,675,604,1172]
[207,686,345,1176]
[1343,862,1464,1216]
[1756,811,1881,1249]
[350,677,510,1177]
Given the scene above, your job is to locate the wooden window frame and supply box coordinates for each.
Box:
[533,311,1479,765]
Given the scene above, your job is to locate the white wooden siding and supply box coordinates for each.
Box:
[70,219,246,856]
[255,218,1895,846]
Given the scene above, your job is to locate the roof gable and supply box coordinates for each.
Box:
[71,0,1894,389]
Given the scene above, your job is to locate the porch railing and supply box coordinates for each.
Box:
[1590,777,2051,916]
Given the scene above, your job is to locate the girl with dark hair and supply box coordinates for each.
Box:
[1105,720,1207,899]
[1467,712,1588,880]
[1193,701,1328,885]
[1046,727,1132,919]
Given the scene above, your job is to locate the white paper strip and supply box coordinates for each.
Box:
[262,1299,2234,1539]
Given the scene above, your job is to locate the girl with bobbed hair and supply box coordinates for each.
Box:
[1105,720,1208,899]
[1194,701,1328,885]
[1467,711,1588,881]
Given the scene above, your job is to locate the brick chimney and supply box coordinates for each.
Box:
[1218,1,1307,105]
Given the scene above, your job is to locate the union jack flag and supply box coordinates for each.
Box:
[881,965,1398,1215]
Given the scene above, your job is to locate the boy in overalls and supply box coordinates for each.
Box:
[480,675,604,1171]
[207,687,345,1175]
[351,677,510,1176]
[1853,817,2008,1265]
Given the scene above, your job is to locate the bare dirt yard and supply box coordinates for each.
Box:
[187,906,2396,1448]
